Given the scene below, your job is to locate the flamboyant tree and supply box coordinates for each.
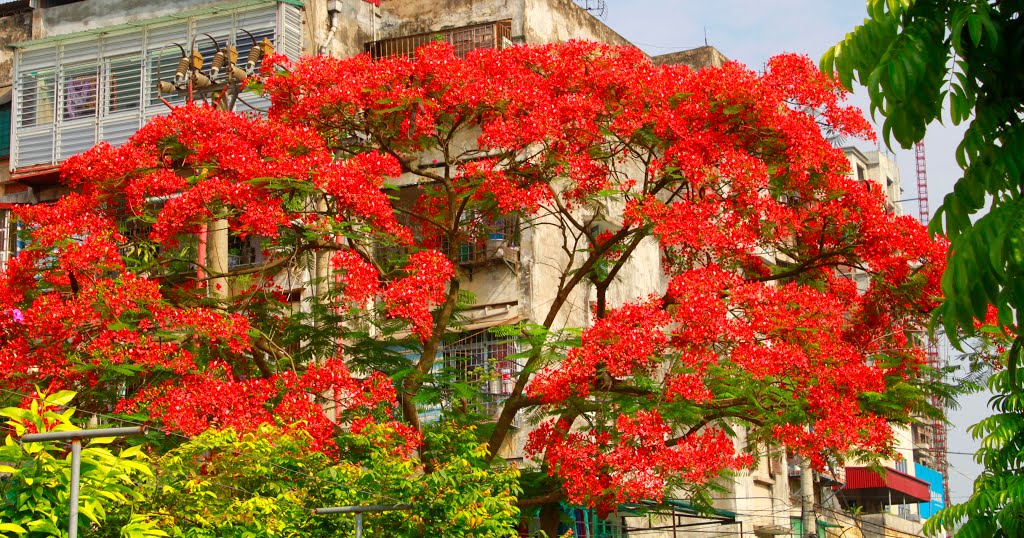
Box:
[0,41,945,532]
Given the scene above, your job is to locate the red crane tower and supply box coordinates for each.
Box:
[915,141,951,511]
[916,142,931,225]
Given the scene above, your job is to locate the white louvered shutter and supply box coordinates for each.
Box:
[13,47,58,167]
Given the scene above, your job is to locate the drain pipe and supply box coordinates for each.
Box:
[319,0,342,55]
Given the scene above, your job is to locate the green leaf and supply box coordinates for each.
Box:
[967,14,983,47]
[47,390,77,407]
[887,57,906,97]
[0,523,28,534]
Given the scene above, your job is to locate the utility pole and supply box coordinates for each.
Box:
[20,426,146,538]
[314,504,411,538]
[800,456,817,538]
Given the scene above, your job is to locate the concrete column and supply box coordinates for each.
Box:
[801,456,816,538]
[208,218,229,299]
[314,196,330,299]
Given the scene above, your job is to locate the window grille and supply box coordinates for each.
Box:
[62,63,99,121]
[373,188,520,269]
[11,2,304,169]
[455,216,519,265]
[107,55,143,114]
[367,20,513,60]
[228,234,265,269]
[444,329,523,420]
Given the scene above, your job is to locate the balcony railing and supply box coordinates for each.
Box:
[367,20,513,60]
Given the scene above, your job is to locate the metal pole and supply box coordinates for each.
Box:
[68,439,81,538]
[314,504,411,514]
[314,503,411,536]
[20,425,146,538]
[21,426,146,443]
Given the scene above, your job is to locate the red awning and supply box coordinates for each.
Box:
[840,466,930,504]
[11,164,60,187]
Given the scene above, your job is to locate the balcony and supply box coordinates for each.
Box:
[860,513,925,538]
[838,466,930,510]
[9,0,303,172]
[366,20,513,60]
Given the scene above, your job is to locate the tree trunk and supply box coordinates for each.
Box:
[539,502,561,538]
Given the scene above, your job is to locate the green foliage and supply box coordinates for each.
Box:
[330,422,521,537]
[826,2,1024,535]
[120,426,335,537]
[823,0,1024,346]
[0,391,159,538]
[403,425,521,537]
[91,422,520,537]
[924,369,1024,538]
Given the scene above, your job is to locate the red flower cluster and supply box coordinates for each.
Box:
[0,41,947,508]
[525,412,750,512]
[383,250,454,340]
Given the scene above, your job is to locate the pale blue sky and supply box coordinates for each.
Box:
[600,0,982,507]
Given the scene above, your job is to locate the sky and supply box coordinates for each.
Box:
[599,0,983,507]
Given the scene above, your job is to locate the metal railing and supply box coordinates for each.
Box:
[367,20,513,60]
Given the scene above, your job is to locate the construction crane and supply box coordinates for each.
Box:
[916,142,931,225]
[916,141,951,512]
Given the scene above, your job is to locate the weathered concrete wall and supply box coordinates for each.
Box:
[0,12,30,189]
[460,265,521,315]
[860,512,924,538]
[652,45,729,69]
[306,0,379,58]
[35,0,229,38]
[522,0,631,45]
[375,0,525,41]
[0,11,31,89]
[373,0,630,47]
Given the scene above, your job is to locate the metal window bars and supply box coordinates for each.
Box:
[227,234,265,269]
[366,20,513,60]
[444,330,523,423]
[375,210,520,269]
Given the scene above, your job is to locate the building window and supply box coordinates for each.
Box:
[228,234,265,270]
[454,215,519,265]
[17,69,56,128]
[107,55,142,113]
[62,64,100,120]
[12,2,303,169]
[0,103,10,157]
[444,328,522,417]
[856,164,866,181]
[0,209,20,271]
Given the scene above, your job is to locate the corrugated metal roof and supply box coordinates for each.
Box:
[843,466,930,503]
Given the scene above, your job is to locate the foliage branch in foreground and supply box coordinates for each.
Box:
[824,2,1024,535]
